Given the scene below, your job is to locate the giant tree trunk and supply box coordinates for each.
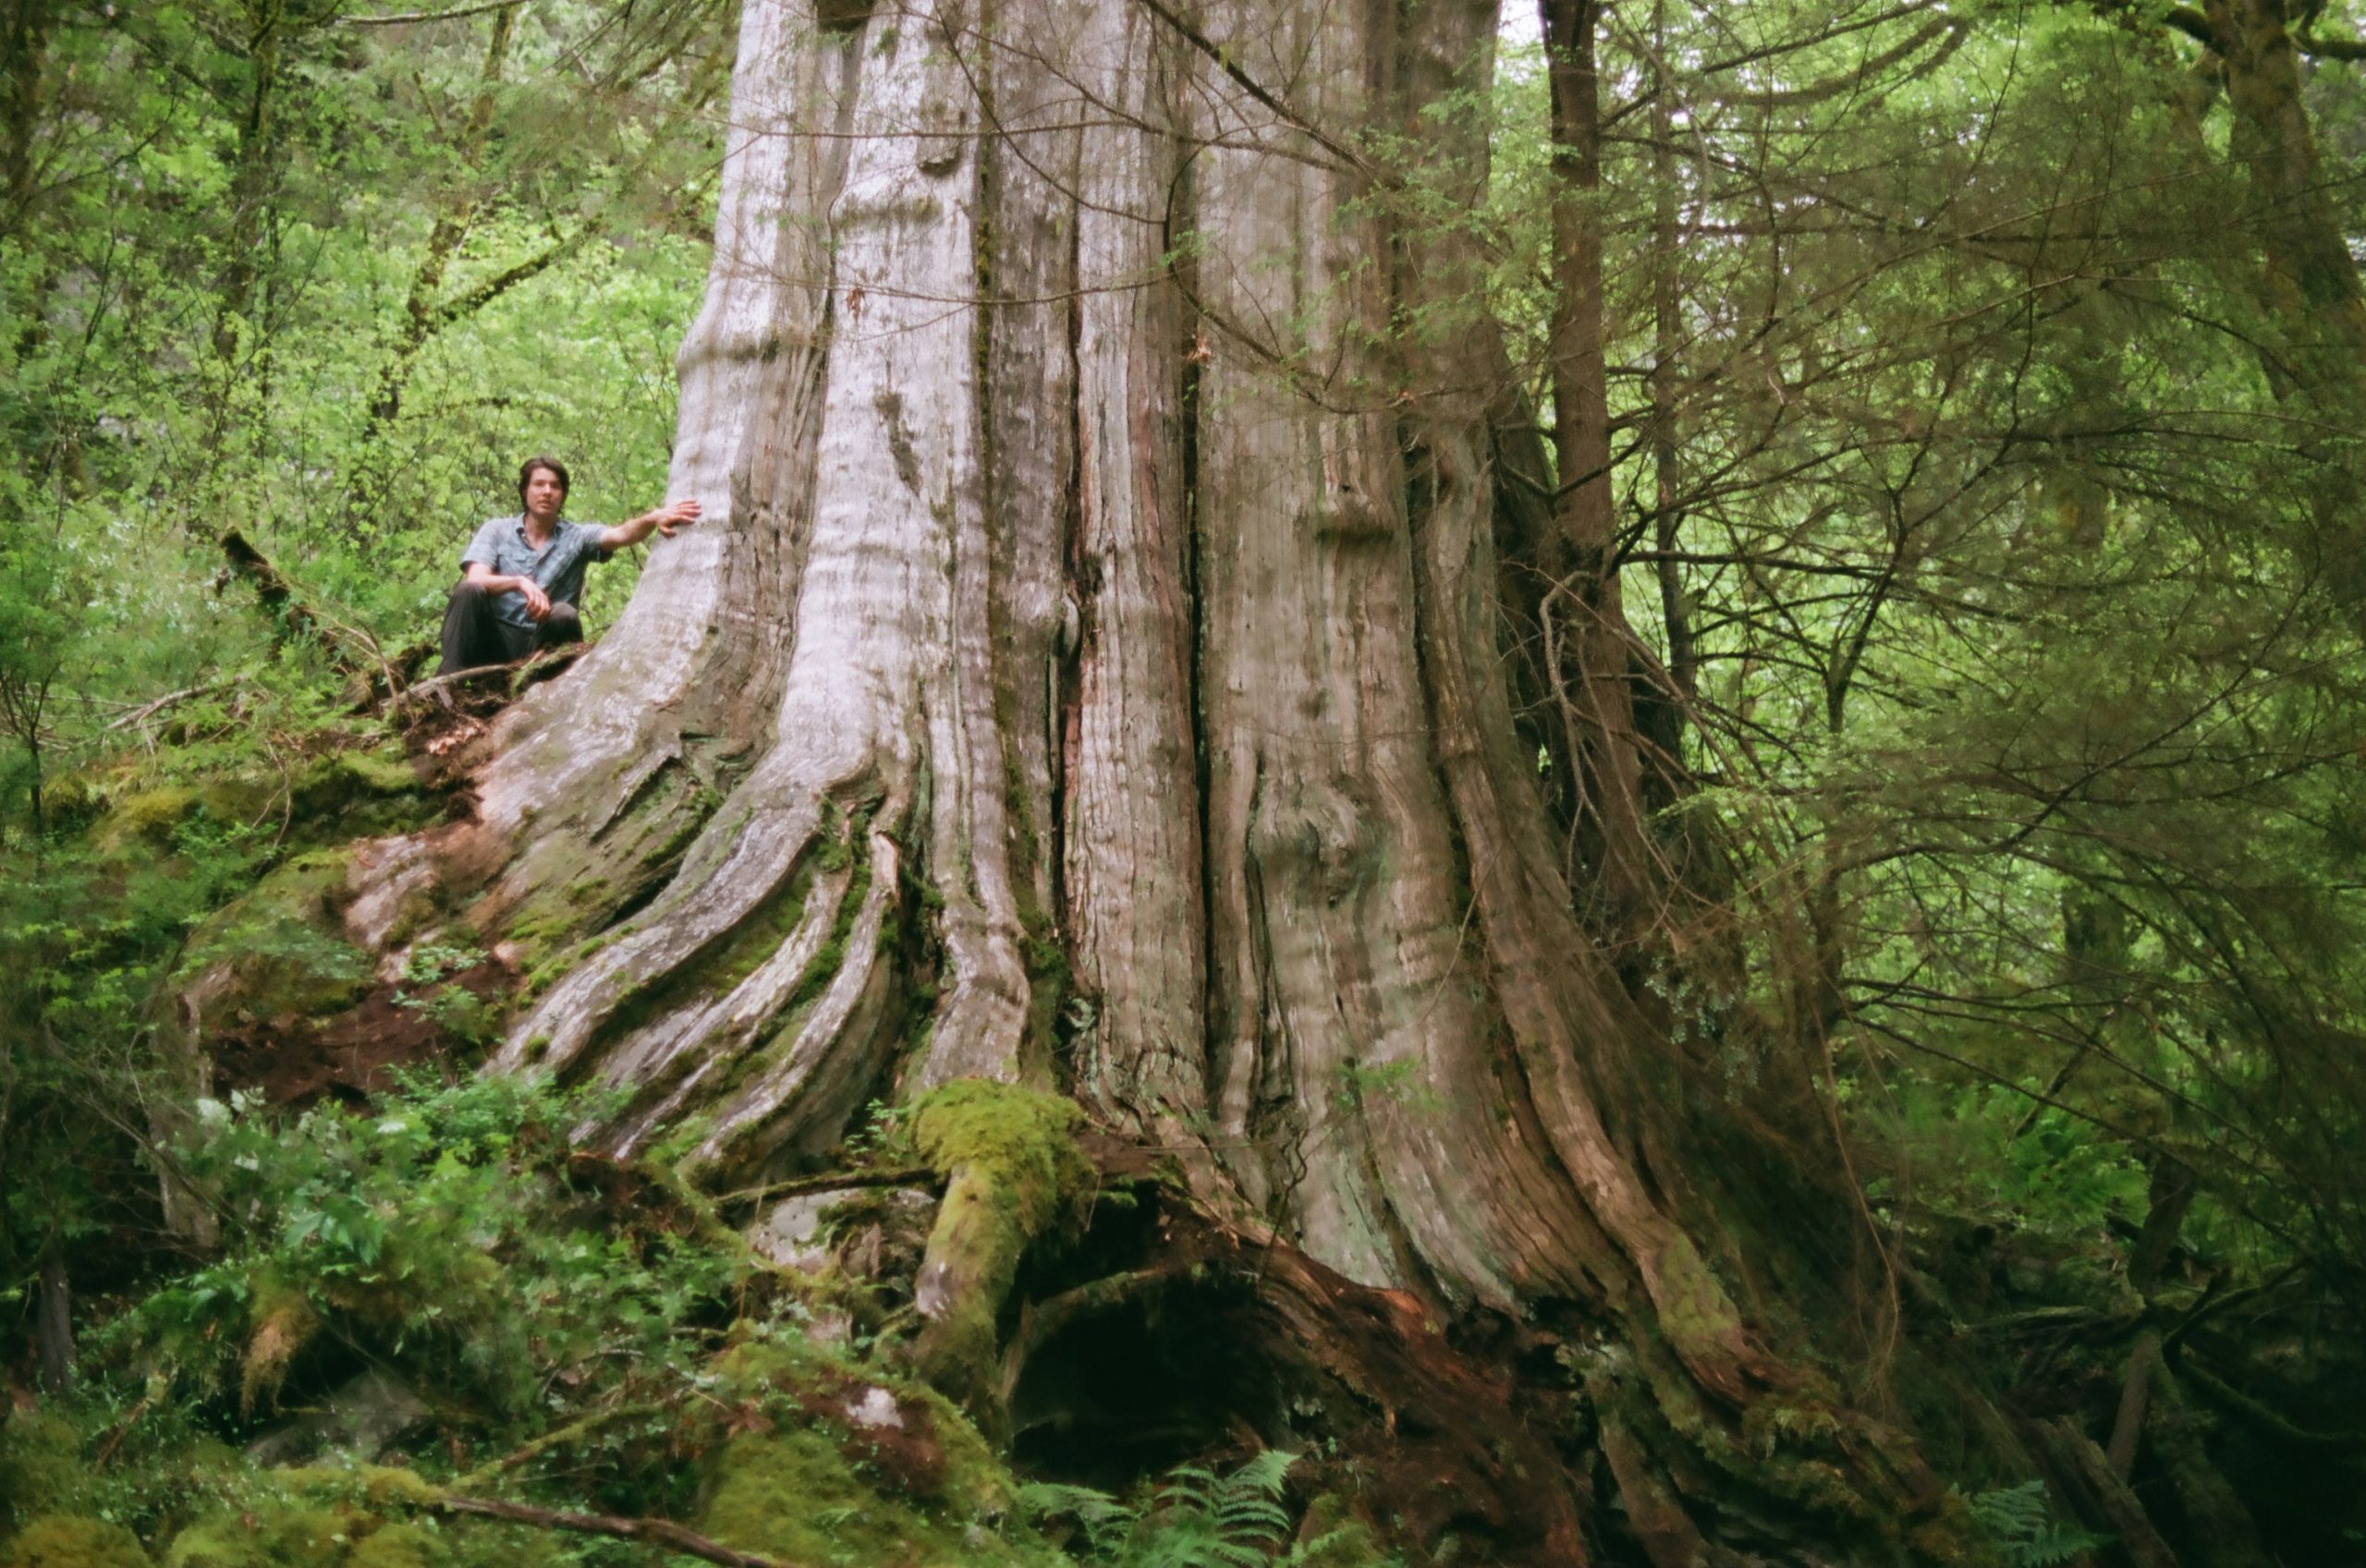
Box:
[347,1,1964,1558]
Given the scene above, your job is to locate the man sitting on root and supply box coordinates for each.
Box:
[440,454,701,675]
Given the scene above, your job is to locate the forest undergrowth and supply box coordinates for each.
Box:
[3,662,2352,1563]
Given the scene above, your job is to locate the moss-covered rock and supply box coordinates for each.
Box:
[336,1524,440,1568]
[89,773,277,856]
[3,1515,153,1568]
[0,1413,92,1529]
[289,749,423,831]
[93,785,204,853]
[177,850,371,1021]
[714,1335,1019,1522]
[163,1505,348,1568]
[699,1425,1052,1568]
[241,1272,323,1416]
[161,1501,437,1568]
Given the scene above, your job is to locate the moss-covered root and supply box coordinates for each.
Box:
[905,1080,1095,1430]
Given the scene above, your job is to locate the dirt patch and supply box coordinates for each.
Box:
[208,957,516,1108]
[791,1376,951,1501]
[561,1151,712,1238]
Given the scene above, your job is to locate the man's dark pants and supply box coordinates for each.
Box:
[440,580,582,675]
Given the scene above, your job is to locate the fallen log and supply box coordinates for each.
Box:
[425,1490,791,1568]
[218,529,429,699]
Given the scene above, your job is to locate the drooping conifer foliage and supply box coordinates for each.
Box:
[4,2,2364,1564]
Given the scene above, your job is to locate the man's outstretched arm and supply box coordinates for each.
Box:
[600,498,702,552]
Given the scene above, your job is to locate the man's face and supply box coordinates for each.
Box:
[523,467,566,521]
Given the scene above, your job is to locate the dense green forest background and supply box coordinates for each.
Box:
[4,0,2365,1563]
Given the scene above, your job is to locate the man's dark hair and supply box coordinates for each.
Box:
[517,455,571,510]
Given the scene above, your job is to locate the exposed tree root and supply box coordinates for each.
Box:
[717,1166,939,1213]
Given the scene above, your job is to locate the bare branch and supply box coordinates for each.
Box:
[341,0,519,28]
[1128,0,1372,177]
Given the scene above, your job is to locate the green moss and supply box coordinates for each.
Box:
[0,1413,92,1528]
[40,771,106,831]
[160,1489,460,1568]
[3,1516,153,1568]
[909,1080,1092,1234]
[162,1505,353,1567]
[907,1082,1094,1422]
[593,819,861,1055]
[711,860,823,994]
[703,1428,917,1563]
[710,1338,1018,1525]
[1290,1496,1386,1568]
[1589,1335,1916,1547]
[648,785,724,868]
[291,749,421,820]
[1649,1234,1748,1376]
[699,1424,1049,1568]
[338,1524,440,1568]
[94,785,202,852]
[178,850,371,1018]
[241,1270,323,1414]
[782,851,869,1017]
[1739,1384,1845,1459]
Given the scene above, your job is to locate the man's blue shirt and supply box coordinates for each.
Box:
[459,515,611,628]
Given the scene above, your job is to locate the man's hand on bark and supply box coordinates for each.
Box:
[599,498,703,553]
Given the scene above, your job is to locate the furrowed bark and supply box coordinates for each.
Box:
[1057,0,1207,1136]
[488,1,1042,1170]
[300,3,2008,1556]
[1188,0,1561,1299]
[1398,0,1772,1406]
[368,0,1832,1397]
[437,0,858,930]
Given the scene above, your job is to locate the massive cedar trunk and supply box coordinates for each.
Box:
[340,0,1960,1558]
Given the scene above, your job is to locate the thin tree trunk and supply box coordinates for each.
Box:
[35,1246,72,1394]
[362,2,518,437]
[1540,0,1655,921]
[2201,0,2366,377]
[0,0,54,225]
[2182,2,2366,615]
[214,0,287,366]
